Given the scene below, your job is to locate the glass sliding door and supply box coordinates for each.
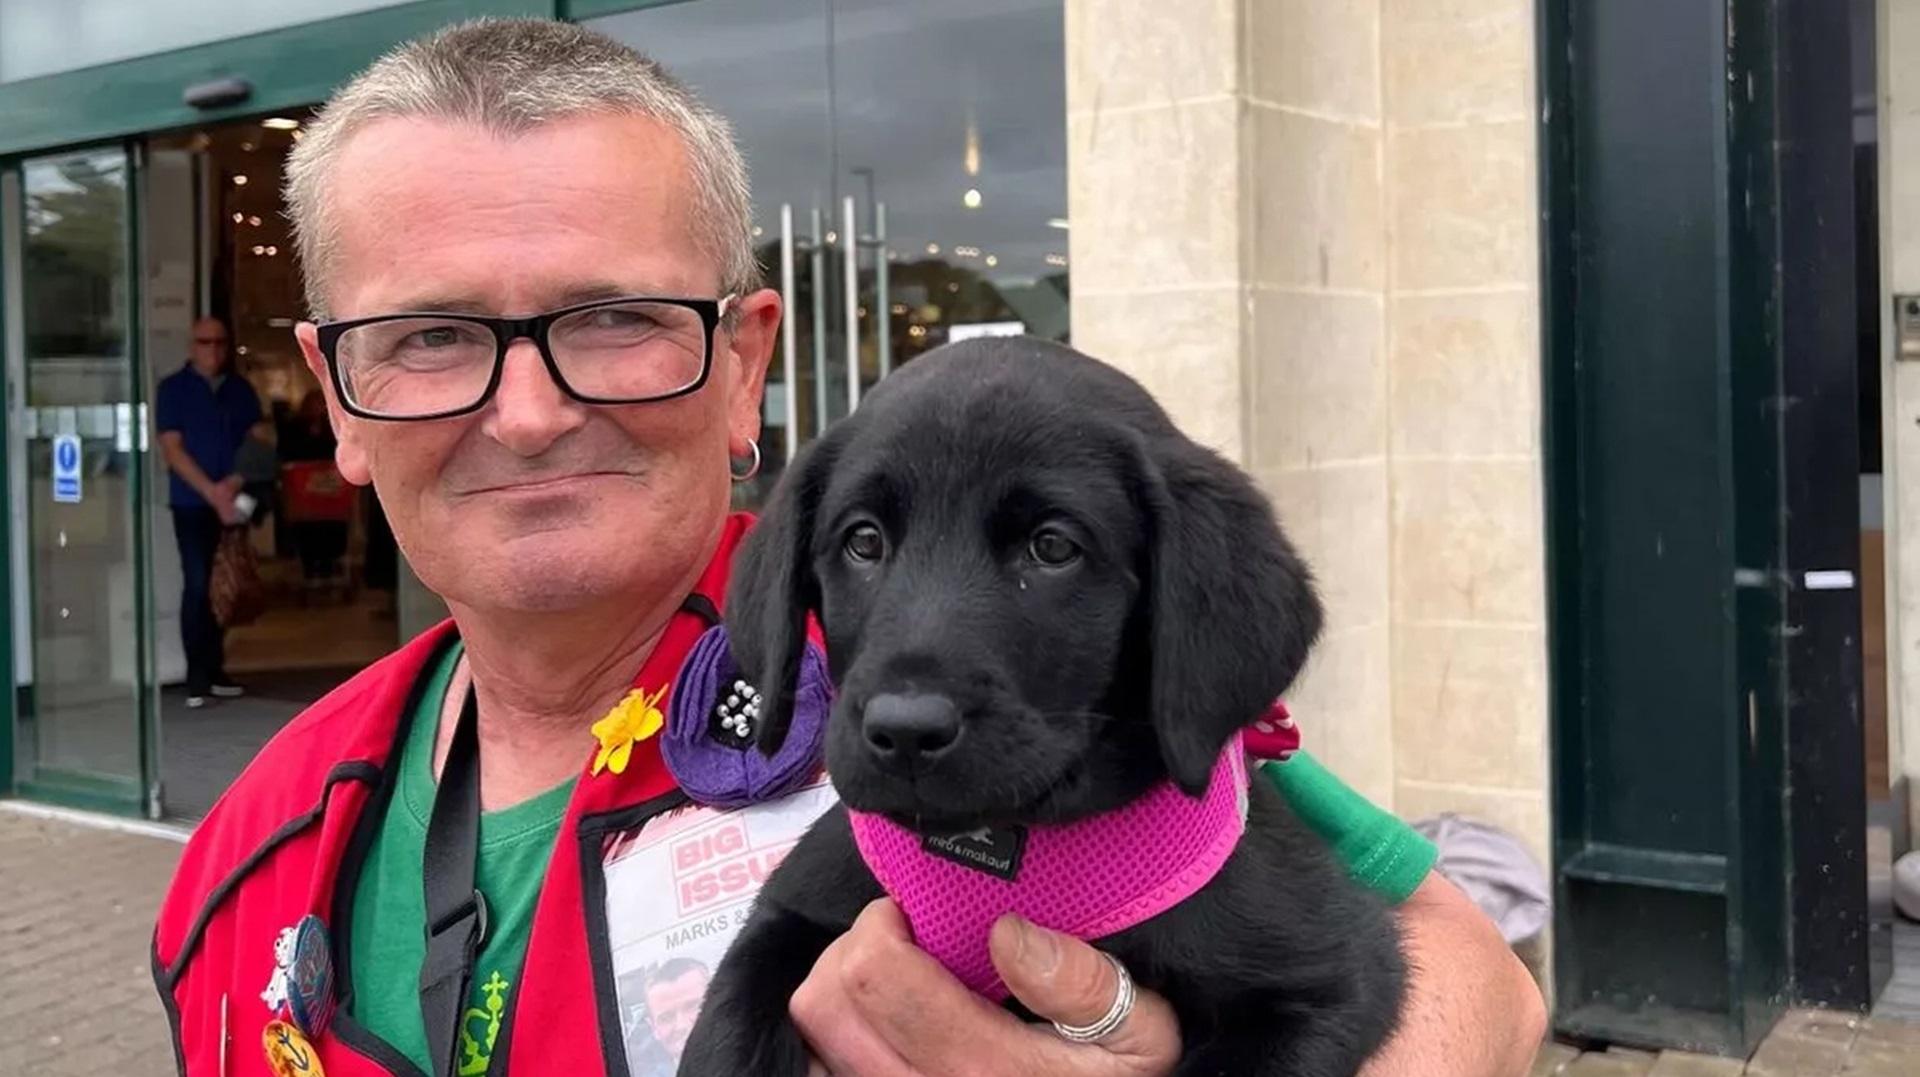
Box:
[827,0,1072,397]
[584,0,1070,496]
[8,144,157,815]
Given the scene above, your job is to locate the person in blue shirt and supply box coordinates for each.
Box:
[154,316,265,707]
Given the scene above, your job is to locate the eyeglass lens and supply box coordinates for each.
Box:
[332,300,709,417]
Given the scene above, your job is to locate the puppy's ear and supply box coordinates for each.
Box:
[726,434,837,758]
[1136,436,1324,795]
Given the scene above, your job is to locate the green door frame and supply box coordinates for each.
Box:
[0,0,550,158]
[0,0,712,158]
[0,159,13,799]
[0,0,704,812]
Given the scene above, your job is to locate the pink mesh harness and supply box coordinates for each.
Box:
[845,733,1252,1000]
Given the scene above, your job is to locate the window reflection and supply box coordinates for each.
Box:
[23,152,128,400]
[590,0,1070,502]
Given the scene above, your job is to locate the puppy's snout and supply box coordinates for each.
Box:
[861,693,963,767]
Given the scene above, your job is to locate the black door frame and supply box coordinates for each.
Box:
[1775,0,1888,1011]
[1540,0,1883,1052]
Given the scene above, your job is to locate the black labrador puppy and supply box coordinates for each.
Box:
[679,337,1406,1077]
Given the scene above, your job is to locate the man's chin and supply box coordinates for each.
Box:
[431,540,643,615]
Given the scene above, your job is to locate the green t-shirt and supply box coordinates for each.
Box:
[348,642,575,1076]
[346,642,1434,1074]
[1263,752,1437,904]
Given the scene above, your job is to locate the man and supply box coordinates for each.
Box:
[152,18,1545,1077]
[154,315,261,707]
[642,957,711,1067]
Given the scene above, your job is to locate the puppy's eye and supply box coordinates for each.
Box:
[844,524,887,563]
[1027,527,1081,567]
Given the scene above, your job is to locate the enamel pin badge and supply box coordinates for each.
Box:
[263,913,337,1059]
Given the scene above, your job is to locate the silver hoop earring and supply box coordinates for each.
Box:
[729,438,762,483]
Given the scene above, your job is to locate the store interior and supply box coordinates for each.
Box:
[147,112,401,819]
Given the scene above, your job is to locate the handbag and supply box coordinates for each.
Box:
[210,526,268,628]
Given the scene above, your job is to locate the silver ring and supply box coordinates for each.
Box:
[1051,952,1136,1044]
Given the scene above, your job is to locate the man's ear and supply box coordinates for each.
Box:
[721,288,783,456]
[1135,434,1324,796]
[294,321,371,486]
[726,427,839,758]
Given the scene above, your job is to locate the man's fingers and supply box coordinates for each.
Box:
[792,903,920,1077]
[989,914,1182,1068]
[797,897,1006,1077]
[847,894,915,942]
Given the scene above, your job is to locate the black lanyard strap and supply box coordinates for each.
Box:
[420,687,488,1077]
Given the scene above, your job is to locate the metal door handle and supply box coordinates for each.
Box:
[777,204,802,467]
[874,202,891,379]
[810,206,830,435]
[842,195,861,415]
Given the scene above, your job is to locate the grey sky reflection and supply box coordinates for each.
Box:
[587,0,1069,287]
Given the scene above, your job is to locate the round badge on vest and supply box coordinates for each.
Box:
[285,914,337,1039]
[263,1019,327,1076]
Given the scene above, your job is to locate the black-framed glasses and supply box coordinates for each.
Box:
[314,294,734,421]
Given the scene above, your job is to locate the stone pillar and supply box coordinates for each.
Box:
[1067,0,1395,808]
[1378,0,1549,862]
[1880,0,1920,838]
[1066,0,1550,867]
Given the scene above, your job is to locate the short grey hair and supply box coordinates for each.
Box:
[284,16,760,320]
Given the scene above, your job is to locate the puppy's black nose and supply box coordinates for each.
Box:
[862,693,962,765]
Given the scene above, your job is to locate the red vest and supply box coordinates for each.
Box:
[152,514,756,1077]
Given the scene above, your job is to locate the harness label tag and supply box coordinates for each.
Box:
[921,825,1028,881]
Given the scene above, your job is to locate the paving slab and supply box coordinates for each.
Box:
[1647,1050,1749,1077]
[0,807,182,1077]
[1747,1029,1853,1077]
[1532,1041,1583,1076]
[1564,1052,1659,1077]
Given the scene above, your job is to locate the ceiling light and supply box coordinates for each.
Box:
[1048,218,1069,230]
[963,188,982,209]
[261,117,301,130]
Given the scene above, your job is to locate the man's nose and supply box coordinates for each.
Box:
[485,340,586,456]
[861,692,963,768]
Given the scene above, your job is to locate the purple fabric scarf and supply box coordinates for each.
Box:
[663,624,833,809]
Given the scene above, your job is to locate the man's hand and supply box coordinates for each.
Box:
[792,899,1180,1077]
[207,485,244,525]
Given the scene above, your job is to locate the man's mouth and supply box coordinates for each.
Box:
[459,471,632,495]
